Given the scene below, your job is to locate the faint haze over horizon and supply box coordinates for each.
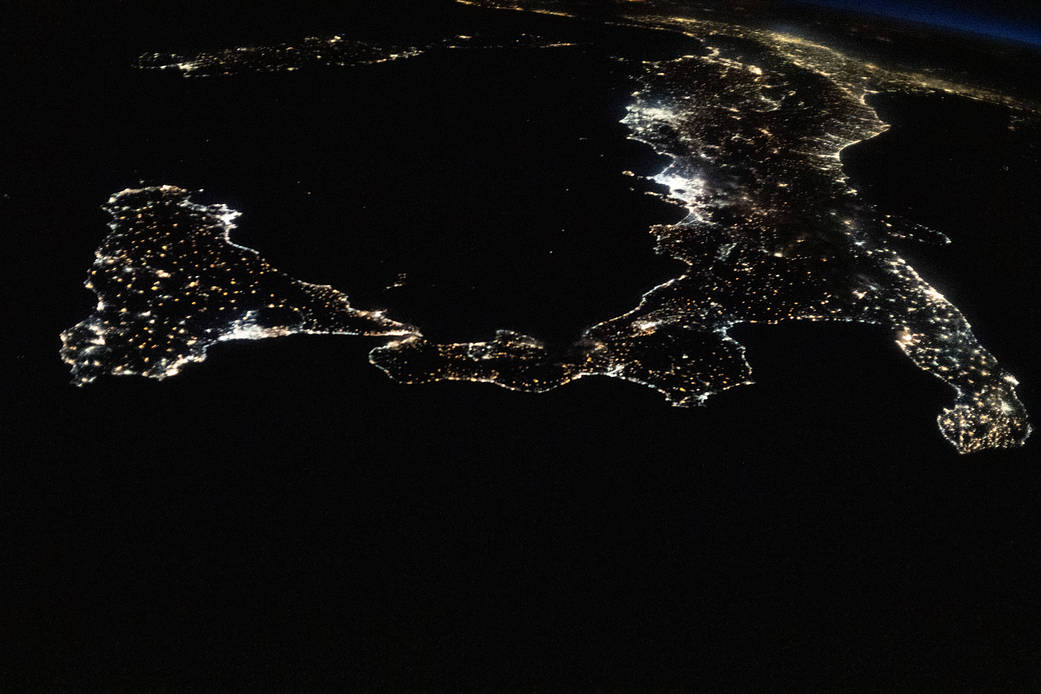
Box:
[793,0,1041,46]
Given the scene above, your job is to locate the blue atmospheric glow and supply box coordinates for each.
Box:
[796,0,1041,47]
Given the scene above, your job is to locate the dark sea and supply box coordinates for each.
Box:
[6,2,1041,691]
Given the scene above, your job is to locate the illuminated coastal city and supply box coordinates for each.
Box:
[60,186,414,384]
[61,0,1034,453]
